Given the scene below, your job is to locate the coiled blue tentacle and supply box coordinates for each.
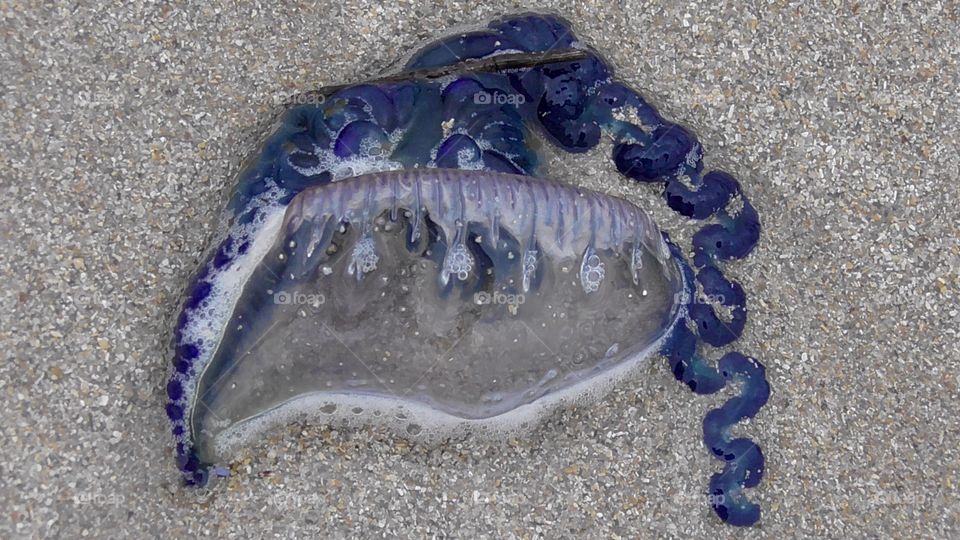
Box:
[660,241,770,526]
[435,14,771,524]
[409,12,771,525]
[599,79,769,525]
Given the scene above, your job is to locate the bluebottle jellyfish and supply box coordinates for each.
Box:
[167,12,770,527]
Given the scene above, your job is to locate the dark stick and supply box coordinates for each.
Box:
[282,48,590,108]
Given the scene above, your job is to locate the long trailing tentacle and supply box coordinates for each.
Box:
[659,241,770,526]
[600,86,770,525]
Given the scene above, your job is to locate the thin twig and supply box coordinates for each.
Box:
[283,48,590,108]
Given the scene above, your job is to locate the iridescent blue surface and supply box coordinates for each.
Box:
[168,12,769,527]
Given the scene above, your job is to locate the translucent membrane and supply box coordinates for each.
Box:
[190,169,682,463]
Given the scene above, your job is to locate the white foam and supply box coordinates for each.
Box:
[177,149,422,437]
[175,205,286,420]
